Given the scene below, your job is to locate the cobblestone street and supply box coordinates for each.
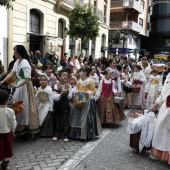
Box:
[59,110,170,170]
[10,137,86,170]
[7,110,170,170]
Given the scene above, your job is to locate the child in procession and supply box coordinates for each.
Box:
[45,64,58,88]
[95,69,126,124]
[35,75,54,137]
[90,64,99,89]
[122,65,132,109]
[0,90,17,170]
[145,68,162,108]
[52,69,74,142]
[69,67,102,140]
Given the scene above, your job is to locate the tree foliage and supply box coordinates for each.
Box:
[0,0,15,9]
[66,3,100,41]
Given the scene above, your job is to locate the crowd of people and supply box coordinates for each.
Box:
[0,45,170,169]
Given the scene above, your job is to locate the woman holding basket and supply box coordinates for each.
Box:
[70,67,102,140]
[131,65,146,109]
[0,45,39,138]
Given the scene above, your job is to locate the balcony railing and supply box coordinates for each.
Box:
[84,3,103,21]
[123,0,144,14]
[111,0,143,14]
[110,21,142,33]
[64,0,84,5]
[111,0,123,4]
[123,21,142,32]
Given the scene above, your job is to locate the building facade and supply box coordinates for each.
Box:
[141,2,170,58]
[109,0,150,59]
[5,0,110,66]
[0,6,8,69]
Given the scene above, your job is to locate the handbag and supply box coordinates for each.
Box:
[73,92,87,107]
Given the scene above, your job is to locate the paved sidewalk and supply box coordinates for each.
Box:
[59,110,170,170]
[9,137,86,170]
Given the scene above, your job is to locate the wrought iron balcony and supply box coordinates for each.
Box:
[84,3,103,21]
[110,21,142,33]
[57,0,84,11]
[63,0,84,5]
[111,0,143,14]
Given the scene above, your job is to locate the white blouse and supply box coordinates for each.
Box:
[95,77,117,100]
[90,73,99,85]
[131,70,146,83]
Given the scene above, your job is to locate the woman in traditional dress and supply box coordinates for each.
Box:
[106,59,121,93]
[35,75,53,137]
[131,65,146,109]
[122,65,132,109]
[145,68,162,108]
[106,59,124,115]
[0,45,39,137]
[95,69,126,124]
[148,72,170,164]
[70,67,102,140]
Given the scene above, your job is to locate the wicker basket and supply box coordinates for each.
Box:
[114,97,123,104]
[130,86,141,92]
[73,92,87,107]
[11,95,24,115]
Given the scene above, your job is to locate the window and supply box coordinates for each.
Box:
[128,15,133,21]
[141,0,145,9]
[30,9,40,34]
[110,12,124,22]
[58,19,64,38]
[139,18,143,26]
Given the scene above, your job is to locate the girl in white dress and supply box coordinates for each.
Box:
[145,69,162,108]
[131,65,146,109]
[36,75,54,137]
[122,65,132,108]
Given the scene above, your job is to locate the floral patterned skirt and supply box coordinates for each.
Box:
[98,95,126,123]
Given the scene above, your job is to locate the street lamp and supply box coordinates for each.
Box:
[121,29,129,57]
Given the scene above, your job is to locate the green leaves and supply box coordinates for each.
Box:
[67,3,99,41]
[0,0,15,9]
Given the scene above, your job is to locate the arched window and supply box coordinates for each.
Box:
[58,19,64,38]
[30,9,40,34]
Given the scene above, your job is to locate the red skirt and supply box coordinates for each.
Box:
[0,133,13,160]
[151,147,170,164]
